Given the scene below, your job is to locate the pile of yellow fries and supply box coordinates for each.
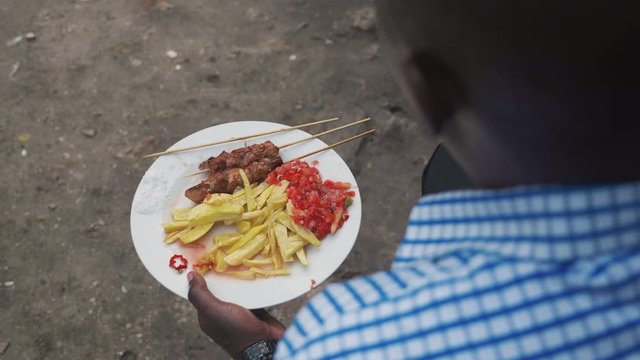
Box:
[162,170,321,280]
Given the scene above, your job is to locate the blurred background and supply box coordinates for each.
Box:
[0,0,433,358]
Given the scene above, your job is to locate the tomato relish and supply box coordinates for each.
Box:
[266,160,355,239]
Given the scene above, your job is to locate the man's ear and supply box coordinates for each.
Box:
[400,51,467,135]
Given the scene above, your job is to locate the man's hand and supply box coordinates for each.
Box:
[187,271,285,358]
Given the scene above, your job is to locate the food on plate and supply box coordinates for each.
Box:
[184,141,283,203]
[162,159,355,280]
[267,160,355,239]
[185,158,284,203]
[169,254,188,272]
[199,141,280,173]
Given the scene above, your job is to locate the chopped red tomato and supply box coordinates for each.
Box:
[267,160,354,239]
[169,254,189,272]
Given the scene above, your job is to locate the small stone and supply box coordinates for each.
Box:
[4,281,14,287]
[166,50,178,58]
[365,43,379,60]
[25,32,36,41]
[81,128,97,138]
[121,285,128,294]
[0,342,9,355]
[131,58,142,66]
[87,219,105,232]
[352,7,376,31]
[324,38,334,45]
[289,54,298,61]
[48,203,57,210]
[246,8,261,21]
[175,64,181,70]
[116,349,137,360]
[20,148,27,157]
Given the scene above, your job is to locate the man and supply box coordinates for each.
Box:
[187,0,640,358]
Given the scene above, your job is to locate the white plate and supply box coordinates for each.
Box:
[130,121,362,309]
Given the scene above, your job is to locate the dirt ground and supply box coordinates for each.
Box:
[0,1,434,359]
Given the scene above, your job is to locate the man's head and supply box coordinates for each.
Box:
[377,0,640,187]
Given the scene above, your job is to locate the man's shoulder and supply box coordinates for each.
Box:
[277,252,640,359]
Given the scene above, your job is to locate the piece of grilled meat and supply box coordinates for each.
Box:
[185,144,283,203]
[198,141,280,173]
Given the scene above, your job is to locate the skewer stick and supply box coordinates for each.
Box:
[143,117,340,158]
[183,119,373,178]
[279,117,370,149]
[291,129,376,162]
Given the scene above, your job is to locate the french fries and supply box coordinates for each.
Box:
[180,223,215,244]
[163,177,319,279]
[239,169,257,211]
[224,233,268,265]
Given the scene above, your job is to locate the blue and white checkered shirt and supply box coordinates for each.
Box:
[275,182,640,359]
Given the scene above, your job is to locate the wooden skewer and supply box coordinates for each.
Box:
[291,129,376,162]
[184,119,373,178]
[143,117,340,158]
[279,117,370,149]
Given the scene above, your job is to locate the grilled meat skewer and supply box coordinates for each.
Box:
[186,154,283,203]
[199,141,280,173]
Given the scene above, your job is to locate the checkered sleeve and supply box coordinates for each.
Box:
[275,256,640,359]
[274,183,640,359]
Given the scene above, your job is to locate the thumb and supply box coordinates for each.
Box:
[187,271,221,311]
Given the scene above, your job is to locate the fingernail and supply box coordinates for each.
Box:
[187,271,194,282]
